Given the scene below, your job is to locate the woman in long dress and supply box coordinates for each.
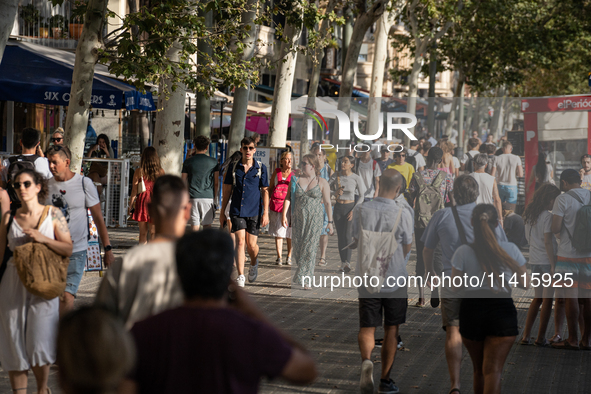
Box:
[0,169,73,394]
[283,154,333,289]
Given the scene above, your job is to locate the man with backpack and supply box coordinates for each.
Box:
[1,128,52,209]
[551,169,591,350]
[408,147,453,307]
[349,169,413,394]
[355,150,381,202]
[407,140,426,172]
[460,137,481,173]
[220,137,269,288]
[46,146,115,315]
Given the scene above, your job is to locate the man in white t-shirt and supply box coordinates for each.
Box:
[580,154,591,190]
[46,146,115,316]
[1,127,52,187]
[408,140,426,171]
[460,137,481,172]
[551,169,591,350]
[495,141,523,210]
[355,151,381,201]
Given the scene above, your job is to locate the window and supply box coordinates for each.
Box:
[358,44,368,62]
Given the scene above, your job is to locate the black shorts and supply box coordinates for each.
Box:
[230,215,260,236]
[359,288,408,327]
[459,297,518,341]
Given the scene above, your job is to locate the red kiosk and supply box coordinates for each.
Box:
[521,95,591,203]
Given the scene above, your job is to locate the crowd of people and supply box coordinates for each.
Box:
[1,127,591,394]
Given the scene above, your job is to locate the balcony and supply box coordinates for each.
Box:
[11,0,81,50]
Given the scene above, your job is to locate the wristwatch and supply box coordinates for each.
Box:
[104,245,112,252]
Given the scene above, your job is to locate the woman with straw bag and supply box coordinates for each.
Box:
[0,169,72,394]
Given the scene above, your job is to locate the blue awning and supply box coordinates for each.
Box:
[125,91,156,111]
[0,41,153,110]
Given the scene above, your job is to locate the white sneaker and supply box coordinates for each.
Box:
[360,359,374,394]
[248,260,259,283]
[236,275,245,288]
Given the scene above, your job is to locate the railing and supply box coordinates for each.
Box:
[14,0,79,49]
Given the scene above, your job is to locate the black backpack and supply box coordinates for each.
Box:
[6,155,39,210]
[407,151,419,170]
[464,153,476,173]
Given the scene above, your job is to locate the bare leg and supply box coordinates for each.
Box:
[578,300,585,338]
[286,238,292,259]
[580,291,591,347]
[482,335,515,394]
[8,370,28,393]
[246,233,260,266]
[554,297,566,338]
[319,234,328,260]
[381,325,399,380]
[275,237,283,260]
[522,285,544,341]
[563,288,580,346]
[358,327,376,360]
[59,292,75,317]
[138,222,149,244]
[536,288,554,343]
[462,338,484,394]
[191,225,200,232]
[31,364,50,394]
[149,223,155,240]
[234,230,246,276]
[445,326,462,392]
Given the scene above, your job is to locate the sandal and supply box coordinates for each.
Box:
[551,340,580,350]
[519,338,532,345]
[275,258,283,266]
[414,301,426,308]
[286,257,292,265]
[449,389,461,394]
[579,341,591,351]
[549,334,562,344]
[318,258,327,267]
[534,339,550,347]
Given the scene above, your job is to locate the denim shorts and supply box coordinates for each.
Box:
[65,250,87,296]
[498,184,518,205]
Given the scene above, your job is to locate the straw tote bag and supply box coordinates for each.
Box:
[14,206,70,300]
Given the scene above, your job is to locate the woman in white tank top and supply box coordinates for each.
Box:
[0,169,72,394]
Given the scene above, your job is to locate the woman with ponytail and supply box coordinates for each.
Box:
[451,204,528,394]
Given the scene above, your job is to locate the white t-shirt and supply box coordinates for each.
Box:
[495,153,522,186]
[525,211,557,265]
[552,188,591,258]
[1,155,53,182]
[582,173,591,191]
[356,159,381,198]
[461,150,480,165]
[408,149,426,169]
[47,174,100,253]
[452,156,460,170]
[470,172,495,205]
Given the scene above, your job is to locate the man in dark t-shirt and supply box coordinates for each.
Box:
[503,208,528,249]
[121,230,317,394]
[181,136,220,231]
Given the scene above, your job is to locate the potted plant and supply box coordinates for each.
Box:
[39,22,49,38]
[20,4,42,37]
[69,1,86,39]
[49,15,66,38]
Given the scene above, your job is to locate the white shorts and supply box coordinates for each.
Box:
[189,198,215,227]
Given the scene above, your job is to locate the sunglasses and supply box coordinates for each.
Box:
[13,181,33,190]
[51,137,63,142]
[242,146,256,151]
[396,154,406,158]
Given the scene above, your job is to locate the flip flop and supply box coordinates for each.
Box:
[579,342,591,351]
[519,338,532,345]
[318,258,327,267]
[551,340,580,350]
[534,339,550,347]
[449,389,461,394]
[414,301,426,308]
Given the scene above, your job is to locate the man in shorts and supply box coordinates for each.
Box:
[495,140,523,210]
[181,136,219,231]
[351,169,413,394]
[46,146,115,315]
[422,175,508,394]
[551,169,591,350]
[221,137,269,287]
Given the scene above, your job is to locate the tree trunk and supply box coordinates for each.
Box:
[64,0,109,173]
[228,0,257,154]
[341,9,353,69]
[0,0,18,63]
[366,12,392,139]
[268,22,302,148]
[444,73,464,139]
[426,45,437,138]
[404,56,422,146]
[195,9,213,138]
[490,87,506,141]
[470,97,481,137]
[457,79,465,155]
[153,41,186,175]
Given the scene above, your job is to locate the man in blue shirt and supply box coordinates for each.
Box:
[221,137,269,287]
[421,175,508,394]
